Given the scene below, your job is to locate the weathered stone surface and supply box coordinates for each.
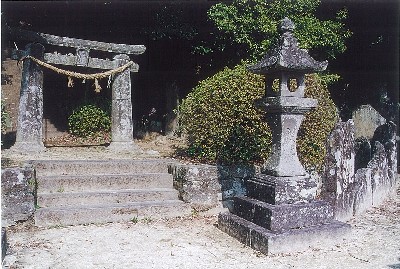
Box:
[10,28,146,55]
[218,212,351,255]
[322,120,397,221]
[11,43,45,153]
[322,120,357,220]
[352,104,386,140]
[368,141,390,206]
[371,121,397,189]
[108,54,140,152]
[247,17,327,77]
[353,168,373,216]
[169,164,256,211]
[258,112,312,177]
[1,167,35,225]
[1,228,6,261]
[246,174,317,205]
[232,196,333,232]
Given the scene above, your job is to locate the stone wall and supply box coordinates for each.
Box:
[168,164,259,211]
[1,166,36,226]
[322,120,397,221]
[170,120,397,220]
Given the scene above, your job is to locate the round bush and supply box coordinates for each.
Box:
[178,64,271,164]
[179,64,339,171]
[68,104,111,137]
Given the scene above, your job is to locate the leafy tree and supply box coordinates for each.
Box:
[204,0,352,61]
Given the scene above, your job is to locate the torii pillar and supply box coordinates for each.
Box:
[108,54,141,152]
[11,43,46,153]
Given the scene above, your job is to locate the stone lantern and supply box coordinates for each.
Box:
[249,17,327,178]
[218,18,350,255]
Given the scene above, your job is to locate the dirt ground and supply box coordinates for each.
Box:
[2,145,399,269]
[1,145,399,269]
[2,191,399,269]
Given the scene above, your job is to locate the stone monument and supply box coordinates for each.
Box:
[218,18,350,254]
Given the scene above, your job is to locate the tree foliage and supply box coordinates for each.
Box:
[206,0,352,61]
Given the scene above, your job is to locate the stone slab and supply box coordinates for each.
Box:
[246,174,317,204]
[30,159,175,176]
[35,200,192,227]
[352,104,386,140]
[37,188,179,207]
[36,173,173,193]
[169,163,255,211]
[231,196,333,231]
[1,167,35,226]
[218,212,351,255]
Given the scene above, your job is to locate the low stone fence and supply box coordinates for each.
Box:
[168,164,259,211]
[1,166,35,226]
[169,120,398,219]
[322,120,398,221]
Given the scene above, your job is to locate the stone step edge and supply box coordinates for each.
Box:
[35,199,188,211]
[218,212,351,255]
[34,200,192,227]
[36,172,172,178]
[37,188,177,195]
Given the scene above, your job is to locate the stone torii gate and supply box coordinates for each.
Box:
[9,28,145,152]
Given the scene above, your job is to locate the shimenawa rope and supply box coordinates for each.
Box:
[22,55,134,92]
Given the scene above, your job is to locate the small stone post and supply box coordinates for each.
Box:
[108,54,140,151]
[11,43,45,153]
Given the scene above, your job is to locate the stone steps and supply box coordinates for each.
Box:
[32,159,191,227]
[37,188,179,207]
[37,173,173,193]
[35,200,188,227]
[31,159,174,175]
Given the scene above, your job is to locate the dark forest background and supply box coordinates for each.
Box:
[2,0,399,130]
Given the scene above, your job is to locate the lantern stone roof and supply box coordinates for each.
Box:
[248,18,328,75]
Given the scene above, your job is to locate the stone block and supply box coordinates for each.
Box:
[1,228,6,261]
[372,121,397,189]
[1,167,35,225]
[333,181,357,221]
[218,212,351,255]
[353,168,373,216]
[368,141,391,205]
[352,104,386,140]
[323,120,355,194]
[231,196,333,231]
[246,174,317,204]
[169,164,254,210]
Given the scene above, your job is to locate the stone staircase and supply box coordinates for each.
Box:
[30,159,191,227]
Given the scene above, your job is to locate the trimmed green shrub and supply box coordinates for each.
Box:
[178,64,271,164]
[297,74,340,172]
[1,100,10,134]
[179,64,339,171]
[68,104,111,137]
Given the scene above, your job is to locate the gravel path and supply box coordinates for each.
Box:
[3,191,399,269]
